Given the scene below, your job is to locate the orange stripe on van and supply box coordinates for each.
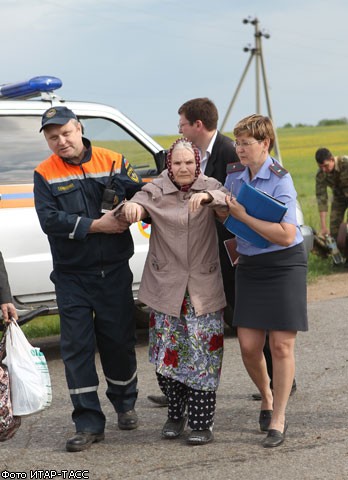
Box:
[0,184,34,208]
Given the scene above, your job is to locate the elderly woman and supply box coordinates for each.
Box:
[223,114,308,448]
[123,138,227,445]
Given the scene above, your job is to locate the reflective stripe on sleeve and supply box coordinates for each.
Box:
[69,217,81,239]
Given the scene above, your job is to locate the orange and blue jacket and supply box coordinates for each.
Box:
[34,138,143,274]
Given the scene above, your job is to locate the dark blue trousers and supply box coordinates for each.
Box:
[52,262,138,433]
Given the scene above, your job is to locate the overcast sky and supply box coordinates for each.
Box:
[1,0,347,135]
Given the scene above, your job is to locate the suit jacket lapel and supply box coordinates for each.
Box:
[204,132,221,177]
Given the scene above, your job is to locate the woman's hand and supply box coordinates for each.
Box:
[123,202,146,223]
[225,195,247,221]
[189,192,212,213]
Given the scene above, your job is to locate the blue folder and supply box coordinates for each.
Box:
[223,183,288,248]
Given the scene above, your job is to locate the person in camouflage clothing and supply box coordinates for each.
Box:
[315,148,348,242]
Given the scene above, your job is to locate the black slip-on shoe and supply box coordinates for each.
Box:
[262,422,288,448]
[187,429,214,446]
[162,415,187,439]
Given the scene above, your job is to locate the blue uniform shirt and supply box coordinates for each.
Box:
[224,156,303,256]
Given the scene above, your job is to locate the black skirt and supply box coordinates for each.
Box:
[233,243,308,331]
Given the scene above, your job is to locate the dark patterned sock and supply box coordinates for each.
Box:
[165,377,187,420]
[187,388,216,430]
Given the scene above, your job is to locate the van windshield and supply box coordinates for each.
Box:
[0,115,157,185]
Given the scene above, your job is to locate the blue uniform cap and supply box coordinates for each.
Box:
[40,106,78,132]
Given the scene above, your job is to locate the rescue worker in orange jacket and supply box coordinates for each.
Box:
[34,106,142,452]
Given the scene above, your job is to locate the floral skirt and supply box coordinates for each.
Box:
[149,293,224,391]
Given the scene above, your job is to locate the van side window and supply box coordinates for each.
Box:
[81,117,157,174]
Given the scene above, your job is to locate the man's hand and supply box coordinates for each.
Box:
[1,302,18,323]
[189,192,212,213]
[90,209,130,234]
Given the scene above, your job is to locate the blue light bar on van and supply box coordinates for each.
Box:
[0,76,62,99]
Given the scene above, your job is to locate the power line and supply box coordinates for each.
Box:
[220,16,281,161]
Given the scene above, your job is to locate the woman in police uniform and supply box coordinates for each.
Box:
[224,114,308,448]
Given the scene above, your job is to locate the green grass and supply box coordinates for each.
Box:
[20,315,61,339]
[0,315,60,341]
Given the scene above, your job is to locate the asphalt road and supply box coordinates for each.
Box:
[0,297,347,480]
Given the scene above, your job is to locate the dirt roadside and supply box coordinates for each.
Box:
[307,269,348,302]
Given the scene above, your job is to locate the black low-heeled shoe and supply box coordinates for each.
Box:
[262,422,288,448]
[259,410,273,432]
[187,429,214,445]
[162,415,187,439]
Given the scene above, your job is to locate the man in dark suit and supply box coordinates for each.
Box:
[177,97,239,325]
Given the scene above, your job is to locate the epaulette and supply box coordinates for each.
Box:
[269,161,288,177]
[226,162,245,174]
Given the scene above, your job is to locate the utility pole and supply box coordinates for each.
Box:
[220,17,282,161]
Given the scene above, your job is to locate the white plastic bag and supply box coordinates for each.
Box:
[3,320,52,415]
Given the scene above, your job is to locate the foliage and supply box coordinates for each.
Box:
[282,118,348,128]
[317,117,348,126]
